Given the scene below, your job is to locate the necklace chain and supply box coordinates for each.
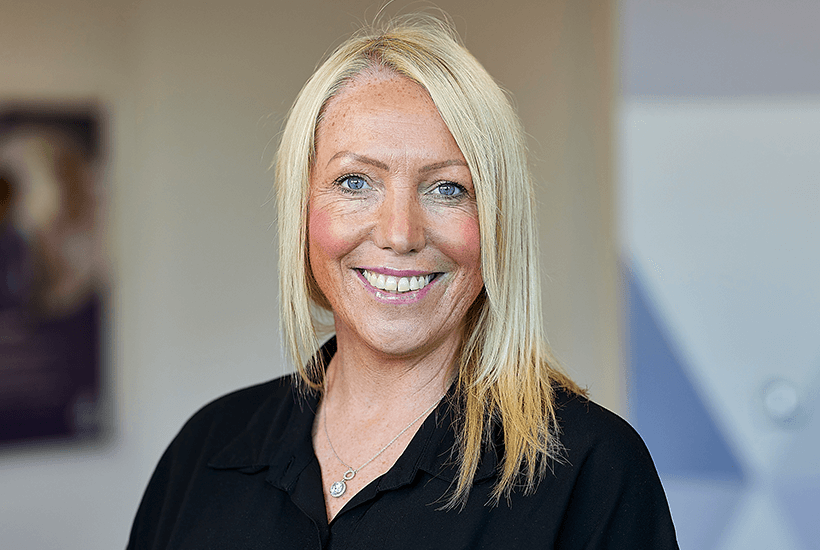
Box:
[323,393,444,498]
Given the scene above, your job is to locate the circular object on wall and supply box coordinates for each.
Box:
[762,378,801,426]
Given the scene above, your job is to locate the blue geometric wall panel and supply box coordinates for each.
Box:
[624,262,744,481]
[663,479,744,550]
[776,479,820,550]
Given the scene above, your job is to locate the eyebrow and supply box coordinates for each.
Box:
[327,151,388,170]
[327,151,468,174]
[419,159,468,173]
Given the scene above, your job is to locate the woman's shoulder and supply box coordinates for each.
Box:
[184,374,297,428]
[552,387,650,460]
[550,387,662,483]
[129,375,314,548]
[162,374,301,465]
[544,388,679,548]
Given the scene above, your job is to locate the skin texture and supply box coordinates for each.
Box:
[308,70,484,520]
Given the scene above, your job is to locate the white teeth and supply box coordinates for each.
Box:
[362,270,434,293]
[385,276,398,291]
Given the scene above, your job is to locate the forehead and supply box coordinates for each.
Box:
[317,70,438,131]
[312,75,470,178]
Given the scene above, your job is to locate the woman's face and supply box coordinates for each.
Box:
[308,71,484,359]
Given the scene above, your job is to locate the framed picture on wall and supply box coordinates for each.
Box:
[0,102,106,445]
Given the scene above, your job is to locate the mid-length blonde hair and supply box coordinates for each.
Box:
[273,14,582,507]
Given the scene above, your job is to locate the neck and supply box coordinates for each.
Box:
[323,323,459,418]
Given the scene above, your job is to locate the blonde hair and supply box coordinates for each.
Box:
[273,14,582,507]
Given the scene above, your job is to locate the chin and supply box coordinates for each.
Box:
[343,321,445,360]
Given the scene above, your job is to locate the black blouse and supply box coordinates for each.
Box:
[128,365,678,549]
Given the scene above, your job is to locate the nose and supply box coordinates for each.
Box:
[373,186,425,254]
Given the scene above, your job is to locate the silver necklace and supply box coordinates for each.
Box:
[323,394,444,498]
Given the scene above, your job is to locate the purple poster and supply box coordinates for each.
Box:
[0,103,105,445]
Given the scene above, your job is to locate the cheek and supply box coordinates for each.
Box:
[307,202,358,272]
[443,214,482,276]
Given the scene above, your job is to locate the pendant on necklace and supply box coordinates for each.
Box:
[329,468,356,498]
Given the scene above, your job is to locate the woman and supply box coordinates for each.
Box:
[128,16,678,549]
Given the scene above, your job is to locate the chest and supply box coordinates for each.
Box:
[167,465,570,550]
[312,417,421,521]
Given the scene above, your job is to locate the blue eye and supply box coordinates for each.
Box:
[338,175,369,191]
[433,182,463,196]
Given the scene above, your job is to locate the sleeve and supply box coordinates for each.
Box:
[555,405,679,550]
[126,441,178,550]
[125,401,222,550]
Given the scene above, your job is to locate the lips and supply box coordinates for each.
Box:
[359,269,438,294]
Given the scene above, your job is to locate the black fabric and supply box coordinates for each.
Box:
[128,355,678,549]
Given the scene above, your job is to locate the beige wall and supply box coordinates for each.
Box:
[0,1,617,547]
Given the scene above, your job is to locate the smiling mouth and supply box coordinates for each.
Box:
[359,269,440,294]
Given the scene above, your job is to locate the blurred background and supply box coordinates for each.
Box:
[0,0,817,548]
[620,1,819,548]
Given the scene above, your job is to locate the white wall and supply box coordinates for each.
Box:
[0,2,618,548]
